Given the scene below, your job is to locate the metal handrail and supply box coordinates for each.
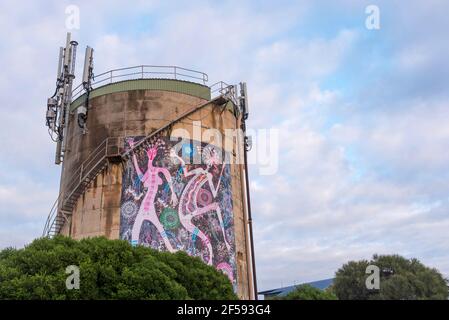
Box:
[42,195,60,236]
[43,137,124,237]
[62,140,106,195]
[72,65,209,100]
[210,81,233,95]
[62,137,123,201]
[210,81,239,105]
[121,94,229,159]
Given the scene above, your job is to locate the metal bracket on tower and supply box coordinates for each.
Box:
[239,82,249,120]
[223,84,239,106]
[244,135,253,151]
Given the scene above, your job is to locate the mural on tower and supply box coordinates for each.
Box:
[119,136,236,287]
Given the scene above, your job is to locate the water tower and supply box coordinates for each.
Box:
[43,33,257,299]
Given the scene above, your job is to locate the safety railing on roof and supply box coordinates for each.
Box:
[210,81,239,104]
[72,65,209,100]
[210,81,232,95]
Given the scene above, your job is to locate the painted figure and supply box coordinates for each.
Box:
[171,145,231,265]
[129,139,178,251]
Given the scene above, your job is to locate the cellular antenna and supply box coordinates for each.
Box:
[239,82,249,120]
[56,47,64,81]
[78,46,94,132]
[82,46,94,86]
[63,32,71,68]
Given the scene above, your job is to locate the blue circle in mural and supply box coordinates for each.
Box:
[182,143,196,157]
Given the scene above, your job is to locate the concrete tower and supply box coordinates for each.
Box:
[44,39,256,299]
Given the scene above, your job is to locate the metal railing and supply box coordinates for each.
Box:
[210,81,239,104]
[66,137,122,196]
[42,194,62,237]
[43,137,124,237]
[62,137,122,196]
[72,65,209,100]
[210,81,231,95]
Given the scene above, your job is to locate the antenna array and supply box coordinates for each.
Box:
[45,33,94,164]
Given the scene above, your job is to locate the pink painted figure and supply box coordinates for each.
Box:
[130,140,178,251]
[171,146,231,265]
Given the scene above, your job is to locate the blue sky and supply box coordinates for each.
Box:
[1,0,449,291]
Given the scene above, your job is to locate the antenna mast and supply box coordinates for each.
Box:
[45,32,79,164]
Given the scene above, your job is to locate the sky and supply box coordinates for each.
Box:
[1,0,449,291]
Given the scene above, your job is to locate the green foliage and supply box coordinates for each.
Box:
[152,250,236,300]
[334,254,449,300]
[277,284,337,300]
[0,236,237,300]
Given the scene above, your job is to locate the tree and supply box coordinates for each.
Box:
[333,254,448,300]
[279,284,337,300]
[0,236,237,300]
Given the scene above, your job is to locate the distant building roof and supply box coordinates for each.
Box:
[259,278,334,298]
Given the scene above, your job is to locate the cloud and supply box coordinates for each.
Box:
[255,29,358,80]
[331,99,449,175]
[0,183,56,224]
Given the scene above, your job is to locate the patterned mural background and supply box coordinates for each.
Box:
[119,136,236,287]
